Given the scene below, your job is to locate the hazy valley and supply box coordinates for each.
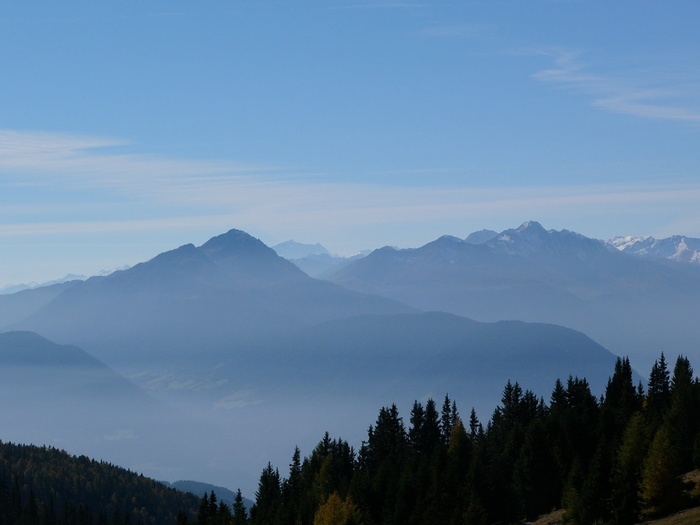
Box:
[1,221,699,506]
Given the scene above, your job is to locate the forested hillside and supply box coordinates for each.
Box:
[0,442,199,524]
[225,353,700,525]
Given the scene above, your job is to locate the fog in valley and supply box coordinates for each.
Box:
[1,223,697,497]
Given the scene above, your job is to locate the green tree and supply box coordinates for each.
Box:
[232,489,247,525]
[639,427,686,520]
[250,464,281,525]
[611,412,649,525]
[646,353,671,430]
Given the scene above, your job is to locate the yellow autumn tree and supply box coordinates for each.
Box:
[313,492,361,525]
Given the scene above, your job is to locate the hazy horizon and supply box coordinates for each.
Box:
[1,2,699,285]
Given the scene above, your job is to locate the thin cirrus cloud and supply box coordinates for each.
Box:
[532,50,700,123]
[1,128,699,242]
[0,129,254,189]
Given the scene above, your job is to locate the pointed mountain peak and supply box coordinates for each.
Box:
[494,221,549,246]
[199,229,271,258]
[515,220,547,234]
[199,228,306,280]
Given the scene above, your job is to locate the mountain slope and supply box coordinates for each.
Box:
[207,311,629,418]
[0,441,199,524]
[329,221,700,370]
[4,229,413,368]
[0,330,148,402]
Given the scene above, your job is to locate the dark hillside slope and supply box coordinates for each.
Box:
[0,441,199,524]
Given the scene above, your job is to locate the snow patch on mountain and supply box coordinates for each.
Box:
[609,235,700,264]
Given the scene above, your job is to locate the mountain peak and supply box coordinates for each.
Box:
[199,228,307,281]
[516,220,546,234]
[199,229,270,258]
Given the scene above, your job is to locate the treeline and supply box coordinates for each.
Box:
[207,353,700,525]
[0,442,199,525]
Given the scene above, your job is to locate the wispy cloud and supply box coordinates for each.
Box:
[532,50,700,123]
[2,129,699,252]
[214,390,263,410]
[0,129,257,190]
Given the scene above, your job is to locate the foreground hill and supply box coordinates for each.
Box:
[0,441,199,524]
[329,221,700,370]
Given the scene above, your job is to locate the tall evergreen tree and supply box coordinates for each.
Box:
[666,355,700,470]
[232,489,247,525]
[639,427,687,520]
[646,353,671,430]
[250,463,281,525]
[611,412,649,525]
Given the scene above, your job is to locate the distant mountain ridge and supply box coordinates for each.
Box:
[2,229,413,368]
[0,330,148,402]
[609,234,700,264]
[0,224,649,495]
[328,221,700,371]
[0,266,131,295]
[272,240,330,259]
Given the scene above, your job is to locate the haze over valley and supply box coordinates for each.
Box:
[1,3,699,522]
[1,221,697,497]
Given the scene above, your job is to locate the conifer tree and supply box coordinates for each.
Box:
[666,355,700,470]
[440,394,454,445]
[611,412,649,525]
[250,463,281,525]
[232,489,247,525]
[646,353,671,431]
[639,427,686,520]
[468,408,480,440]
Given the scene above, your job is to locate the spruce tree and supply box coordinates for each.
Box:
[647,353,671,431]
[232,489,247,525]
[611,412,649,525]
[639,427,686,520]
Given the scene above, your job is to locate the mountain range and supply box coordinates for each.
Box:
[609,234,700,264]
[327,221,700,371]
[2,229,412,370]
[0,221,694,495]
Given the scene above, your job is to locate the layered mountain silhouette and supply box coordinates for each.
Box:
[328,221,700,370]
[0,225,657,496]
[213,311,629,409]
[2,229,413,368]
[0,330,147,402]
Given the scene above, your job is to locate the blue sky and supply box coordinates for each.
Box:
[1,1,699,285]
